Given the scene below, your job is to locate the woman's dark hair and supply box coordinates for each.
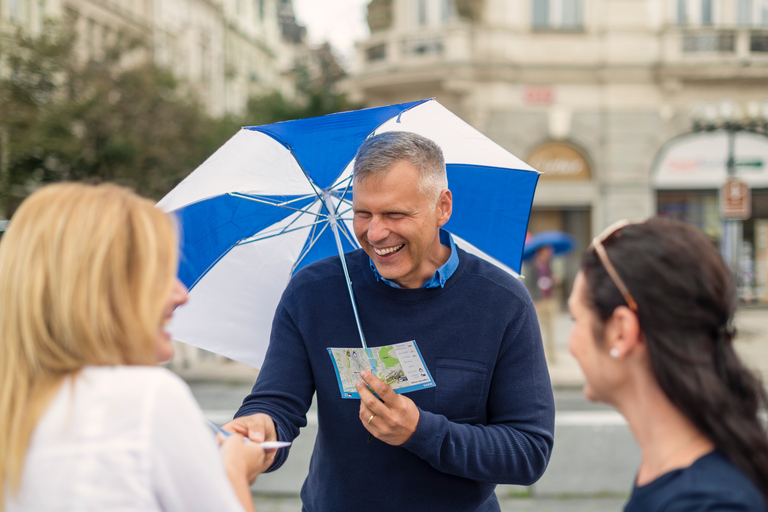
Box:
[581,217,768,500]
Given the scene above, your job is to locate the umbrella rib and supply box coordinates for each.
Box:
[235,219,328,246]
[332,175,354,216]
[228,192,329,219]
[271,198,323,237]
[229,191,318,206]
[338,221,360,248]
[336,204,353,217]
[291,221,331,273]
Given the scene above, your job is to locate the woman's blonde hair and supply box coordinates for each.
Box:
[0,182,178,504]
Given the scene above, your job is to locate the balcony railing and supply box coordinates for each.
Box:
[358,27,471,69]
[402,36,444,57]
[750,31,768,52]
[660,27,768,69]
[682,31,735,52]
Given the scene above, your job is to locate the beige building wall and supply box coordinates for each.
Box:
[153,0,226,116]
[348,0,768,300]
[221,0,287,115]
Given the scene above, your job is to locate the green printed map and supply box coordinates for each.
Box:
[328,341,435,399]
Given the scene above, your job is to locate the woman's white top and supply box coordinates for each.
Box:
[5,366,245,511]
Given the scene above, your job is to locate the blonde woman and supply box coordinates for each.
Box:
[0,183,274,511]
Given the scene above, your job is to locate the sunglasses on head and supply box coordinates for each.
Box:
[588,219,640,313]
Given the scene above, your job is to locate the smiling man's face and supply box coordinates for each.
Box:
[352,159,452,289]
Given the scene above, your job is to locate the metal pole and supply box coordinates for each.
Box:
[323,190,368,349]
[725,128,743,294]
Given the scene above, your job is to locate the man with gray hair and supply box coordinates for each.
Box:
[227,131,555,511]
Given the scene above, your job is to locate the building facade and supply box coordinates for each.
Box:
[0,0,302,116]
[347,0,768,303]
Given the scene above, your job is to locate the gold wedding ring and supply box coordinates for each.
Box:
[367,414,375,424]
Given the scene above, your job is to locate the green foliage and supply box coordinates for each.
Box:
[0,20,359,218]
[0,20,220,216]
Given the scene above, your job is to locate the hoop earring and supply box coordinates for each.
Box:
[610,348,619,359]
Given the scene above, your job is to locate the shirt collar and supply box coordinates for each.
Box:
[368,229,458,289]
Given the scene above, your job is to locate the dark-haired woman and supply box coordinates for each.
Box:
[567,217,768,510]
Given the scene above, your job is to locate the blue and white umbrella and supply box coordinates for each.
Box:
[158,99,540,368]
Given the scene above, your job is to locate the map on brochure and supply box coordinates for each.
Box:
[327,341,435,399]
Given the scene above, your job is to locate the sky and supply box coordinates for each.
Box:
[291,0,371,64]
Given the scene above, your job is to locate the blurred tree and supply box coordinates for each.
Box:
[0,20,222,217]
[0,23,361,219]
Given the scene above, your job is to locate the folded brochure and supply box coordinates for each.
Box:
[327,340,435,399]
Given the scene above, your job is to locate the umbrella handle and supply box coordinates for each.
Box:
[329,216,368,349]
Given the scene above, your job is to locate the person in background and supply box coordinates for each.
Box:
[225,131,555,512]
[529,244,558,362]
[568,217,768,510]
[0,183,274,512]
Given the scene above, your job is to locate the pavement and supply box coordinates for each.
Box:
[170,306,768,511]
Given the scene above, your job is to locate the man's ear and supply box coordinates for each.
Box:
[436,189,452,227]
[605,306,642,359]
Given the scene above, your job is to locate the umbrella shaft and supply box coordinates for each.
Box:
[329,218,368,349]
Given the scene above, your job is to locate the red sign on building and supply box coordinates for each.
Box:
[720,178,751,220]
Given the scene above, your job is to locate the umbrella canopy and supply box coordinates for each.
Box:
[158,99,540,368]
[522,230,577,261]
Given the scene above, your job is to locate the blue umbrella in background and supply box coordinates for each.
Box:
[523,230,577,261]
[158,99,540,368]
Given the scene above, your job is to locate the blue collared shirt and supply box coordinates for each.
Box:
[369,229,458,289]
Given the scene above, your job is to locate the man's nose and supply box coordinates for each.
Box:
[367,215,389,242]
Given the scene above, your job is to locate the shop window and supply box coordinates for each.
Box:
[532,0,583,31]
[657,190,721,241]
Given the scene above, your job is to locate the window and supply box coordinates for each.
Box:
[532,0,583,30]
[677,0,721,26]
[532,0,550,28]
[738,0,753,24]
[701,0,713,25]
[442,0,454,22]
[561,0,581,28]
[417,0,428,26]
[677,0,688,25]
[738,0,768,25]
[10,0,21,22]
[37,0,46,28]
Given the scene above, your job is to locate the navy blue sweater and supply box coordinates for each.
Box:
[236,248,555,511]
[625,451,767,511]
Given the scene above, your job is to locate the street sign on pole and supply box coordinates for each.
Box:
[720,177,751,220]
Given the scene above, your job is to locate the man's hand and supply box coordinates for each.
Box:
[222,413,277,444]
[356,370,420,446]
[220,433,276,484]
